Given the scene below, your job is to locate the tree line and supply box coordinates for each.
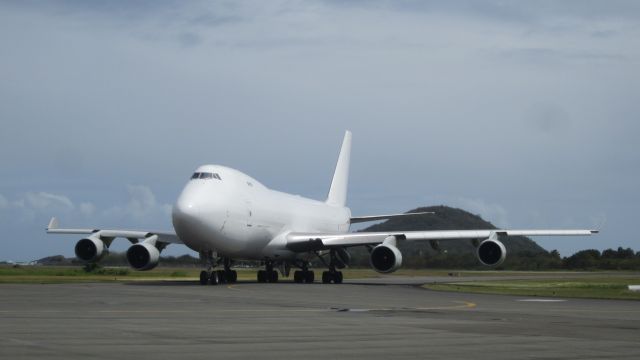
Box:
[346,246,640,271]
[34,246,640,271]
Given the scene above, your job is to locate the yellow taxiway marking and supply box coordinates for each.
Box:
[0,301,476,314]
[357,300,476,312]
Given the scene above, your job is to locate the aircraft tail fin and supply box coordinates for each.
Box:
[326,130,352,207]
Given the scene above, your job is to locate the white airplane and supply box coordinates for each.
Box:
[47,131,598,285]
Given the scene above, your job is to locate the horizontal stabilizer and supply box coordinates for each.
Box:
[350,211,434,224]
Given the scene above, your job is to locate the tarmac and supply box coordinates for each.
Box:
[1,277,639,359]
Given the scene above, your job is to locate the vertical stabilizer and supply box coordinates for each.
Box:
[326,130,352,207]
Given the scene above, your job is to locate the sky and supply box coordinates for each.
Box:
[1,0,639,261]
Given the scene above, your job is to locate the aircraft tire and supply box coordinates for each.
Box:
[293,271,303,283]
[304,270,315,283]
[335,271,343,284]
[216,270,227,284]
[199,271,208,285]
[257,270,266,283]
[209,271,219,285]
[228,270,238,283]
[322,271,331,284]
[269,270,278,283]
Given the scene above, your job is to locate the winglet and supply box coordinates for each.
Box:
[47,217,59,230]
[326,130,352,207]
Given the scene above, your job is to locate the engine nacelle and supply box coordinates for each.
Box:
[476,239,507,266]
[126,243,160,271]
[74,236,106,262]
[370,244,403,273]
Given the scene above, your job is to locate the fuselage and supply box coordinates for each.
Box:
[171,165,351,260]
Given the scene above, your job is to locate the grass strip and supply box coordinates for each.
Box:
[423,277,640,300]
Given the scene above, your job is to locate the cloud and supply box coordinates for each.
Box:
[79,202,96,217]
[24,192,74,210]
[177,32,203,47]
[455,198,509,228]
[0,187,170,225]
[102,185,172,223]
[328,0,640,23]
[524,102,572,135]
[0,192,80,228]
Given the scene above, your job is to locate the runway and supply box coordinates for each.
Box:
[1,279,639,359]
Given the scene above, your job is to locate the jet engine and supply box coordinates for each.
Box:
[74,236,106,262]
[476,239,507,266]
[370,243,403,273]
[126,242,160,271]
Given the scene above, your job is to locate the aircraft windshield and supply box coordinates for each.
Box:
[191,172,222,180]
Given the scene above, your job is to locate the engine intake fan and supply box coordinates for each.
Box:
[74,236,106,262]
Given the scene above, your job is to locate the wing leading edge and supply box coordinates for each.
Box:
[286,229,598,252]
[46,217,182,245]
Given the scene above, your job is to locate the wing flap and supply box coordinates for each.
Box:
[286,232,391,251]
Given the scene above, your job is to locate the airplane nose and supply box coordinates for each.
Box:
[172,193,200,223]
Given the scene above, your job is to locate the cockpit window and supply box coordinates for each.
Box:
[191,172,222,181]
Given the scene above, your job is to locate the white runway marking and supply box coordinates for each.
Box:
[517,299,567,302]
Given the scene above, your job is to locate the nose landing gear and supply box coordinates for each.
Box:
[198,251,237,285]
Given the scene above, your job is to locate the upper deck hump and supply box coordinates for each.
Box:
[194,164,267,189]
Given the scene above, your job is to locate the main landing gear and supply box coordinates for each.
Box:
[255,259,314,283]
[293,269,315,283]
[315,249,344,284]
[321,270,343,284]
[257,260,279,283]
[199,252,238,286]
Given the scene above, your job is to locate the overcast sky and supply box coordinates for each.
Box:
[1,0,639,261]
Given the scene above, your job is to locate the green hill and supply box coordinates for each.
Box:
[345,205,548,268]
[362,205,545,254]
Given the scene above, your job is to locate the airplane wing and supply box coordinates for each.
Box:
[46,217,182,245]
[349,211,434,224]
[286,229,598,252]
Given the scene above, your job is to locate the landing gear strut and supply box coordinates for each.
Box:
[199,251,218,285]
[257,260,279,283]
[316,250,344,284]
[223,257,238,283]
[198,252,236,285]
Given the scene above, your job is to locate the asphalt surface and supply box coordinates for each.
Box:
[1,278,639,359]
